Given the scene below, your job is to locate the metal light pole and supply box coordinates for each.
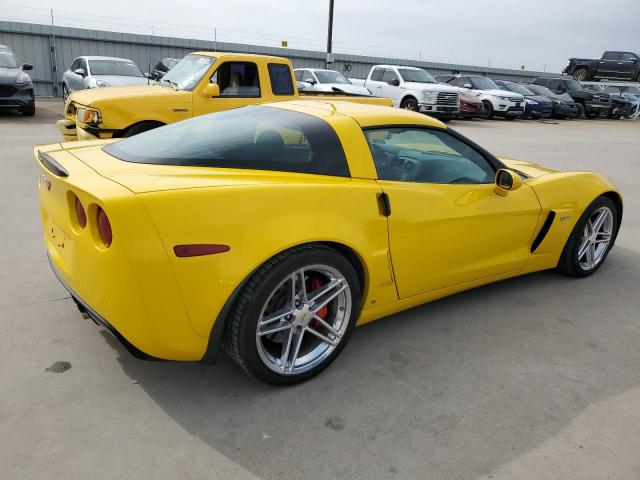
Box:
[326,0,334,68]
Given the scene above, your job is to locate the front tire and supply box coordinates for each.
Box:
[20,102,35,116]
[557,197,617,278]
[222,244,361,385]
[482,100,494,119]
[573,68,589,81]
[62,84,69,102]
[400,97,418,111]
[575,103,585,118]
[123,121,163,137]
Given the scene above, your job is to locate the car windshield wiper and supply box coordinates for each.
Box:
[160,78,179,90]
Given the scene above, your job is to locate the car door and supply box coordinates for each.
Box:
[620,53,638,80]
[66,58,84,92]
[366,68,387,97]
[380,68,401,104]
[364,127,541,298]
[598,52,622,78]
[193,61,263,116]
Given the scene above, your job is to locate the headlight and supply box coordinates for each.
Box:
[422,91,436,103]
[498,96,509,101]
[525,99,538,105]
[16,71,32,84]
[76,107,101,125]
[95,79,110,88]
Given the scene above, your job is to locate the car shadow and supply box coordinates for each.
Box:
[100,246,640,479]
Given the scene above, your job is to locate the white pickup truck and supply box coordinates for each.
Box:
[352,65,460,120]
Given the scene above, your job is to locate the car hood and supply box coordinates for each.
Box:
[483,89,523,99]
[405,82,460,93]
[0,66,21,83]
[68,84,186,107]
[92,75,149,87]
[314,83,372,95]
[499,157,558,178]
[527,95,553,104]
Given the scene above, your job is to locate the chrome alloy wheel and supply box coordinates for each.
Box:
[256,265,351,375]
[577,206,613,271]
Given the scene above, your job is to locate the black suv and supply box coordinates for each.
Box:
[531,77,610,118]
[0,44,35,116]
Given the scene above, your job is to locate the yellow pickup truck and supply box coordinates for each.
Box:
[58,52,392,141]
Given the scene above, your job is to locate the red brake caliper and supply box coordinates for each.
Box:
[309,277,327,329]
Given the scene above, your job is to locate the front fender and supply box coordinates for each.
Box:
[522,171,622,273]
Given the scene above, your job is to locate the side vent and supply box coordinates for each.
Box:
[531,211,556,253]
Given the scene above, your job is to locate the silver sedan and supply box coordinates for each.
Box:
[61,56,148,100]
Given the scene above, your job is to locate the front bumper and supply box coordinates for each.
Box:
[56,118,115,141]
[584,102,611,115]
[0,82,34,109]
[525,104,553,118]
[552,103,576,117]
[419,103,459,117]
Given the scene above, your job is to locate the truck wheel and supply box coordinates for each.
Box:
[573,69,589,81]
[21,103,36,117]
[123,121,164,137]
[400,97,418,111]
[482,101,494,119]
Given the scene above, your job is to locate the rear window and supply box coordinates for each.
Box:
[104,106,349,177]
[268,63,294,95]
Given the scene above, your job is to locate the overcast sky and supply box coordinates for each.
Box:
[4,0,640,72]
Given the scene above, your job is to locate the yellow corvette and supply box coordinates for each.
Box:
[36,101,622,384]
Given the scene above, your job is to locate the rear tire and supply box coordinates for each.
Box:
[222,244,361,385]
[482,100,494,119]
[557,196,617,278]
[573,68,589,81]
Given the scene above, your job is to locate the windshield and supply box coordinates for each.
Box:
[161,54,216,91]
[471,77,499,90]
[314,70,350,84]
[89,60,143,77]
[565,79,582,90]
[605,85,640,95]
[502,82,534,95]
[398,68,436,83]
[0,48,18,68]
[527,84,552,96]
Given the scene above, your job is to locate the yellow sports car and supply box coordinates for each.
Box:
[35,101,622,385]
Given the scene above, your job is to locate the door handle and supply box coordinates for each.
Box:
[378,193,391,217]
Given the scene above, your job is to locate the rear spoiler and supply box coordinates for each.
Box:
[38,150,69,178]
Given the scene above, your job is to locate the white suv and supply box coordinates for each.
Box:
[354,65,460,120]
[443,75,524,119]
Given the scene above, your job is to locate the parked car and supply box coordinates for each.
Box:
[523,83,579,119]
[603,85,640,118]
[457,94,486,119]
[439,75,524,119]
[531,77,611,118]
[149,57,180,81]
[62,56,148,100]
[564,51,640,82]
[0,44,35,116]
[352,65,460,120]
[57,52,392,141]
[294,68,371,95]
[36,100,622,384]
[494,80,553,119]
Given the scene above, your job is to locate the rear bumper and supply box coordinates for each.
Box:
[48,255,159,360]
[0,82,34,109]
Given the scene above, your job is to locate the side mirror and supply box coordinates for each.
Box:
[391,78,400,86]
[494,169,523,196]
[463,83,472,89]
[144,72,153,79]
[304,79,316,85]
[22,63,33,71]
[74,68,86,77]
[202,83,220,97]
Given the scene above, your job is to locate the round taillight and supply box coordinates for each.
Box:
[75,196,87,229]
[97,207,112,247]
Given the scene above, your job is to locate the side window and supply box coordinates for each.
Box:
[268,63,294,95]
[548,80,561,91]
[621,53,637,62]
[381,69,399,85]
[364,127,495,184]
[79,59,88,74]
[603,52,622,61]
[370,68,384,81]
[301,70,316,83]
[210,62,260,97]
[70,59,80,71]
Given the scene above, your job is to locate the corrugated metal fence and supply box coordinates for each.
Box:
[0,20,556,97]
